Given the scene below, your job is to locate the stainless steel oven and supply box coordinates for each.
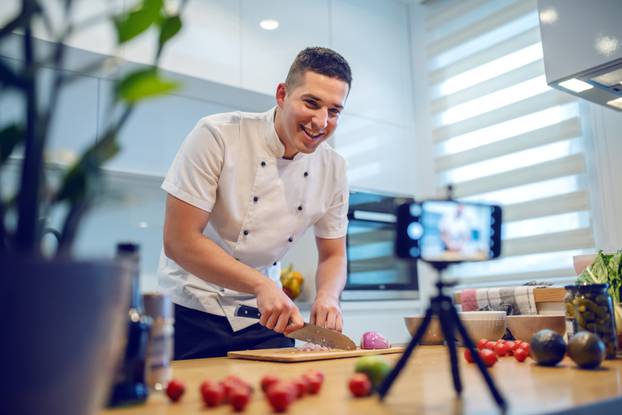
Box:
[342,190,418,301]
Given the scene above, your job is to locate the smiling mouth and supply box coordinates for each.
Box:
[300,125,324,140]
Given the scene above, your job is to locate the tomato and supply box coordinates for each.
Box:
[260,375,280,394]
[348,373,372,397]
[230,387,251,412]
[291,378,307,399]
[505,341,516,355]
[166,379,186,402]
[464,348,475,363]
[479,349,498,367]
[514,348,529,362]
[306,369,325,383]
[520,343,530,355]
[477,339,488,350]
[266,383,294,413]
[485,341,496,350]
[494,342,509,357]
[305,374,322,395]
[200,380,224,407]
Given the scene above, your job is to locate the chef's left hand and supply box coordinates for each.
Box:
[310,293,343,332]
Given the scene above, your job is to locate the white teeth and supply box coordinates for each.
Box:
[302,126,323,139]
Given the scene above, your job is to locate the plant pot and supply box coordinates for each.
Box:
[0,256,131,415]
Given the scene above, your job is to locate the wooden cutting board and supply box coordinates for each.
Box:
[227,346,405,362]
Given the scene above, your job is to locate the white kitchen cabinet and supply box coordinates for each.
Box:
[98,77,236,176]
[240,0,331,94]
[122,0,243,87]
[0,59,99,161]
[331,0,414,127]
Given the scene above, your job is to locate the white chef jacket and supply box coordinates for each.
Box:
[158,107,349,331]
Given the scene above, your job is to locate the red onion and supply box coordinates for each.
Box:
[360,331,390,349]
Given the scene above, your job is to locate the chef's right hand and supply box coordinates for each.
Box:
[254,280,304,334]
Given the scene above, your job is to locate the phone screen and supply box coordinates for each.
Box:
[395,200,502,263]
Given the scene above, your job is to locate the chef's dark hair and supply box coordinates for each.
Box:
[285,47,352,91]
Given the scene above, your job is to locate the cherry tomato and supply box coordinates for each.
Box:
[464,348,475,363]
[477,339,488,350]
[520,343,530,354]
[348,373,372,397]
[266,383,294,413]
[514,348,529,362]
[479,349,498,367]
[494,342,509,357]
[485,341,496,350]
[305,374,322,395]
[230,387,251,412]
[200,380,224,407]
[291,378,307,399]
[166,379,186,402]
[260,375,280,394]
[505,341,515,355]
[306,369,325,383]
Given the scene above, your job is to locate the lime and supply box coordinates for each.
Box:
[354,355,391,389]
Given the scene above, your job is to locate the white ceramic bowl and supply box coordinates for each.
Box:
[458,311,507,345]
[404,311,507,345]
[507,314,566,342]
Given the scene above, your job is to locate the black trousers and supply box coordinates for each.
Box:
[173,303,294,360]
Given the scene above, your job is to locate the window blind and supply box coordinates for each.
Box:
[423,0,594,288]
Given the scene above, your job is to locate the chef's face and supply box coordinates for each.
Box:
[275,71,349,159]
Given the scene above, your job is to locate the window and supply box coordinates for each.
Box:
[422,0,594,288]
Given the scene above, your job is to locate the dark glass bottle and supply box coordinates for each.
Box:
[107,243,152,407]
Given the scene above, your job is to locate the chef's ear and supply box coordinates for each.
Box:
[276,83,287,106]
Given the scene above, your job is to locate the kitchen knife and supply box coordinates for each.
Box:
[234,304,357,350]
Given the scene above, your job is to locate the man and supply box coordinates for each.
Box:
[158,47,352,359]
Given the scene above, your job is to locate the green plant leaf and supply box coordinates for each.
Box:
[158,15,182,52]
[114,0,164,44]
[0,123,22,163]
[116,68,179,103]
[55,133,120,203]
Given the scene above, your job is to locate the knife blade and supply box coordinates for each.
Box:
[234,304,357,350]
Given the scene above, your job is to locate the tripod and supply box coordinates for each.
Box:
[377,267,507,412]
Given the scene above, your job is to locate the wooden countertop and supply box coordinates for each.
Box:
[101,346,622,415]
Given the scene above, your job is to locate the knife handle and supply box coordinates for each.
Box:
[236,305,261,319]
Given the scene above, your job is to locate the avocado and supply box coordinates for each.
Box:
[531,329,566,366]
[567,331,606,369]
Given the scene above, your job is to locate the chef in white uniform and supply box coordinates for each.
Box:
[158,47,352,359]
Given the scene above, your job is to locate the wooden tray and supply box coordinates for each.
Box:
[227,346,405,362]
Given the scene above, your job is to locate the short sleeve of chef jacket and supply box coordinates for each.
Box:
[313,155,349,239]
[161,118,223,213]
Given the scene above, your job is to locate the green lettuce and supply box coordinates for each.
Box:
[577,250,622,303]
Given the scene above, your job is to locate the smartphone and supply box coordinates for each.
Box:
[395,200,502,263]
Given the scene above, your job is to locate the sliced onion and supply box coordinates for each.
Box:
[360,331,390,349]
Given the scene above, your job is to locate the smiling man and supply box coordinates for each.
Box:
[159,47,352,359]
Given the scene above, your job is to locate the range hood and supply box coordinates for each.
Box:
[538,0,622,111]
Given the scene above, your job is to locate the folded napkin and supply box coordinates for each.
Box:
[459,286,538,315]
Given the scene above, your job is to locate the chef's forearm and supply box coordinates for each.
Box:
[165,233,271,296]
[314,254,347,300]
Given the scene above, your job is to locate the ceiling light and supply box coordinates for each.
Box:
[259,19,279,30]
[558,78,593,93]
[606,97,622,110]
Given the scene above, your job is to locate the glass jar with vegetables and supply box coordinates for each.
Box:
[564,285,579,339]
[573,284,617,359]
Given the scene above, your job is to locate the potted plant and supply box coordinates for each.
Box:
[0,1,184,413]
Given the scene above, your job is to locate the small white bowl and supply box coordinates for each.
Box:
[458,311,507,345]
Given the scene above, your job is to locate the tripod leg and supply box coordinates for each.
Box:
[450,306,507,411]
[377,304,435,400]
[437,302,462,395]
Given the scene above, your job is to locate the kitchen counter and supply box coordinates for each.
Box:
[101,346,622,415]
